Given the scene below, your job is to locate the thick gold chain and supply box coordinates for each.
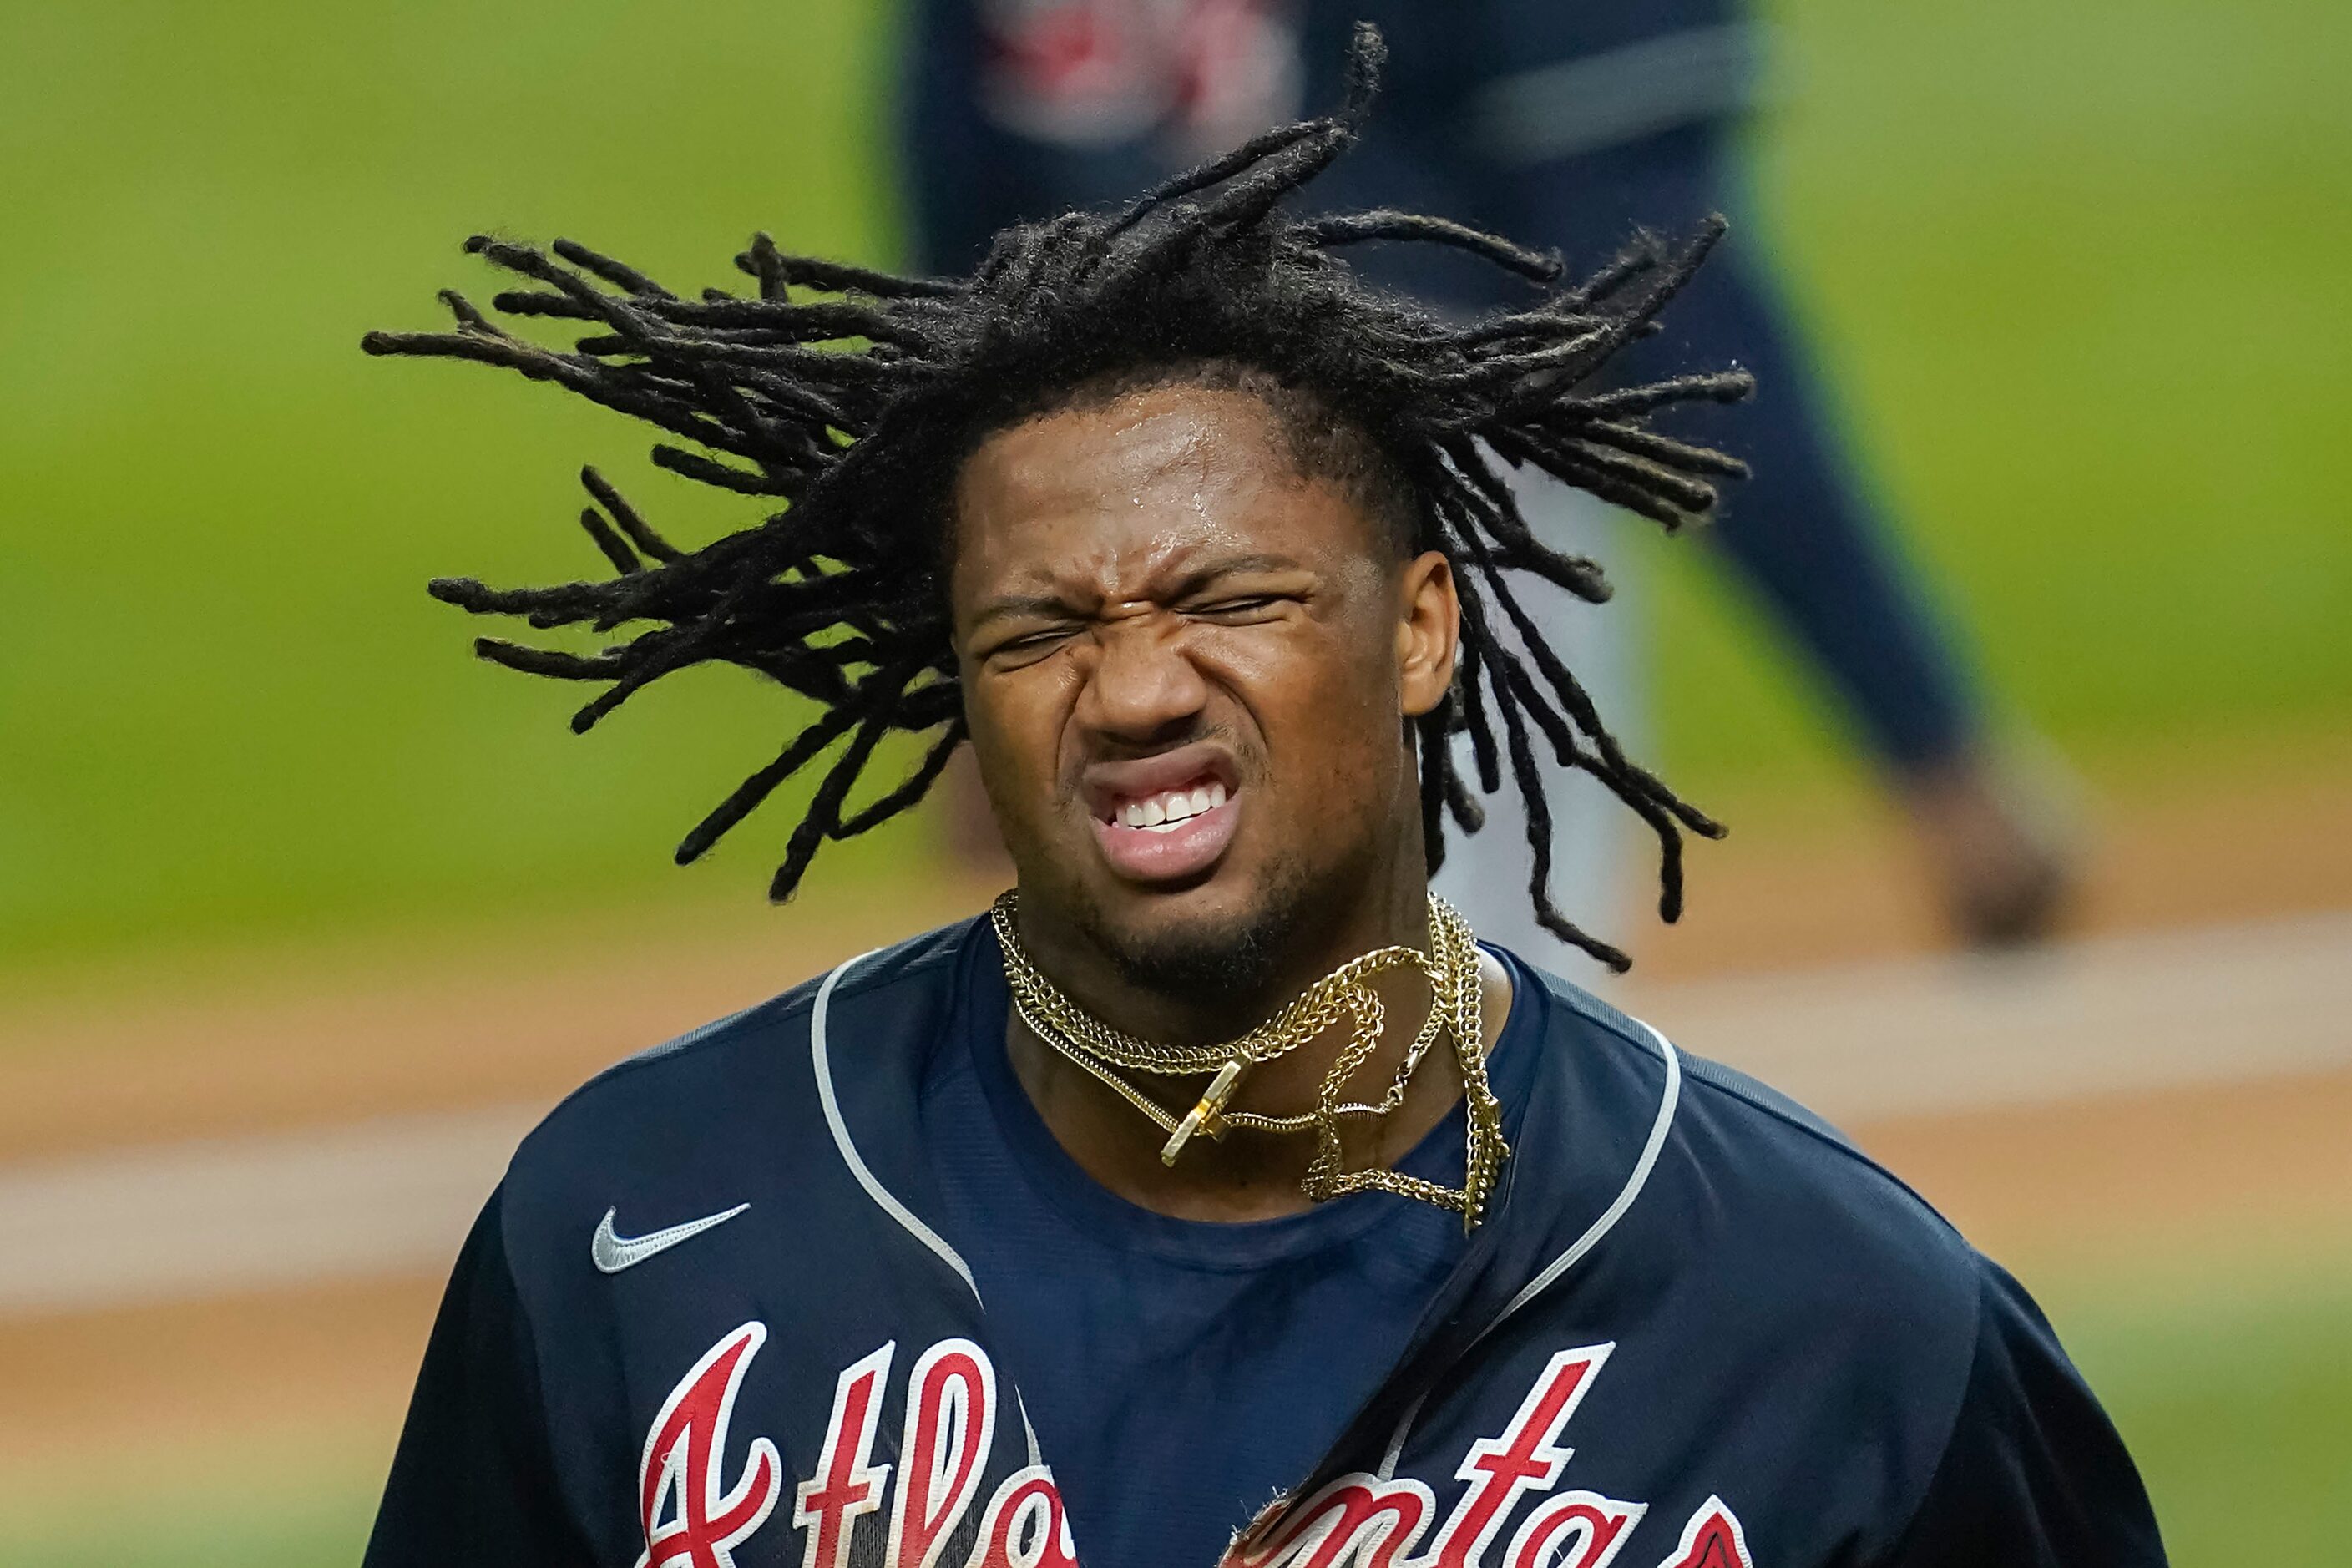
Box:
[989,893,1510,1227]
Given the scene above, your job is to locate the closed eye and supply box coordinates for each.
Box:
[982,625,1080,665]
[1187,594,1292,622]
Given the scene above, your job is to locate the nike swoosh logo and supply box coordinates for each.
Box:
[590,1202,751,1274]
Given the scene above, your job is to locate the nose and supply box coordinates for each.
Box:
[1071,613,1209,749]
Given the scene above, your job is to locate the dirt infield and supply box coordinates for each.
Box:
[0,1273,440,1479]
[1861,1065,2352,1267]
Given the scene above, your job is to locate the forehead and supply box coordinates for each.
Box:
[948,382,1385,595]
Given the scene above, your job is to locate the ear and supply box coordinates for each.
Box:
[1395,549,1459,720]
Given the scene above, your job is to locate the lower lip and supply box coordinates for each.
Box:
[1090,797,1241,884]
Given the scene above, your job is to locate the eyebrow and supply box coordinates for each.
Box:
[969,553,1308,630]
[1169,553,1305,589]
[968,593,1081,631]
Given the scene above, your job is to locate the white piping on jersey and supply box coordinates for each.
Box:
[812,948,983,1302]
[1018,1396,1044,1469]
[1486,1022,1684,1330]
[811,948,1045,1469]
[1377,1019,1683,1479]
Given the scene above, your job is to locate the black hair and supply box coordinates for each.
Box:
[362,26,1753,971]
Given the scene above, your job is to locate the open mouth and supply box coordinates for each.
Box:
[1081,749,1245,884]
[1102,780,1228,834]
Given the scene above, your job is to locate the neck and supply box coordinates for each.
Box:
[1001,841,1510,1222]
[1016,852,1434,1046]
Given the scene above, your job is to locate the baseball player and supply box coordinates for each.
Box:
[362,31,2163,1568]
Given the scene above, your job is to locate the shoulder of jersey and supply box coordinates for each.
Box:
[502,918,974,1191]
[1520,958,1992,1343]
[1530,959,1945,1202]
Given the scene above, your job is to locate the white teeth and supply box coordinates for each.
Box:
[1111,781,1230,831]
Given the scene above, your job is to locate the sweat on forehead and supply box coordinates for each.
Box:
[948,364,1422,566]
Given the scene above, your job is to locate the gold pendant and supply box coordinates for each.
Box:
[1159,1059,1247,1166]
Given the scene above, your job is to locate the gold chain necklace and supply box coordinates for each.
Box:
[989,892,1510,1227]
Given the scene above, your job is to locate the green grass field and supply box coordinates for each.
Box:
[3,1247,2344,1565]
[3,0,2345,968]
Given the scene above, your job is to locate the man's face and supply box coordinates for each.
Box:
[949,382,1459,986]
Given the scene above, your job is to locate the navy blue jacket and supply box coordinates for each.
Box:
[367,920,2165,1567]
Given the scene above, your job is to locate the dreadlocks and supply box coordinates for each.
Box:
[362,26,1753,972]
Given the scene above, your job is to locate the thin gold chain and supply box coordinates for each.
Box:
[990,893,1510,1227]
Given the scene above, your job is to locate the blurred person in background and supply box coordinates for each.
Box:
[899,0,2075,969]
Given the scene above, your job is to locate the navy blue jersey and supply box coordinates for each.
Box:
[366,919,2165,1567]
[923,923,1548,1566]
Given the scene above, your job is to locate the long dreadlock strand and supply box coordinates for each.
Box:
[1450,625,1503,795]
[1579,371,1757,420]
[550,237,675,300]
[832,716,969,840]
[575,505,642,576]
[1492,668,1632,973]
[769,676,918,898]
[1417,708,1452,877]
[1095,119,1333,254]
[579,468,681,562]
[1305,210,1562,283]
[675,706,863,867]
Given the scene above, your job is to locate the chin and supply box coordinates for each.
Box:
[1077,857,1318,999]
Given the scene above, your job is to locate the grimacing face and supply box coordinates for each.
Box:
[948,381,1461,986]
